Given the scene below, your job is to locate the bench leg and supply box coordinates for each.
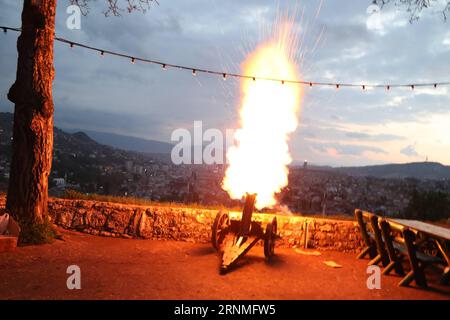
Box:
[379,221,405,276]
[370,215,390,267]
[383,260,404,276]
[355,210,377,260]
[357,246,373,259]
[440,267,450,286]
[435,240,450,286]
[368,254,382,267]
[401,229,427,288]
[394,259,405,276]
[399,270,415,287]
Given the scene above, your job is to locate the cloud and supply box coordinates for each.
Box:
[299,123,405,143]
[345,131,404,141]
[400,144,419,157]
[312,142,387,156]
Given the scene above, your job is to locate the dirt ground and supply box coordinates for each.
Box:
[1,229,449,300]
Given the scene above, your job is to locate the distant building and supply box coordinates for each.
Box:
[135,165,144,175]
[125,160,133,172]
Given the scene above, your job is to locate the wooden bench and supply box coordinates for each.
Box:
[355,210,447,287]
[382,219,445,287]
[0,213,20,253]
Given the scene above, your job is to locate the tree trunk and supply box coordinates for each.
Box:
[6,0,57,229]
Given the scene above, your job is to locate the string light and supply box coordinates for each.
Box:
[1,25,449,92]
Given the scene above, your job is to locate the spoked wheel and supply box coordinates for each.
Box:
[264,217,277,259]
[212,211,230,251]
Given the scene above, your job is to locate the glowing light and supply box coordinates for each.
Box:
[222,20,302,209]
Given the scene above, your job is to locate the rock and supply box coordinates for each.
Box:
[106,209,133,234]
[87,211,107,229]
[138,211,153,239]
[319,224,333,232]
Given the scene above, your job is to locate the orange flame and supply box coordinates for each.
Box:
[222,20,302,209]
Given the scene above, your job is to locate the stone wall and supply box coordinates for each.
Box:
[0,195,363,251]
[46,198,363,252]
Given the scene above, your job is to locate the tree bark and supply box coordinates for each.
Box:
[6,0,57,227]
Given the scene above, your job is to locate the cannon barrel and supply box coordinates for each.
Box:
[239,193,256,237]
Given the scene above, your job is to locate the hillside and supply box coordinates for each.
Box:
[336,162,450,180]
[65,129,173,154]
[0,112,162,193]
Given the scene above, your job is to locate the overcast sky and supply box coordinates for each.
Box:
[1,0,449,166]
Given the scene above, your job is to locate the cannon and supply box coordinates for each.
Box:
[211,193,277,274]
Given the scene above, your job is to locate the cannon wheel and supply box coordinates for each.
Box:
[212,211,230,251]
[264,217,277,259]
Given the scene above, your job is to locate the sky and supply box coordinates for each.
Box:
[0,0,449,166]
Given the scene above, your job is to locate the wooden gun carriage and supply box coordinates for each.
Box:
[211,193,277,274]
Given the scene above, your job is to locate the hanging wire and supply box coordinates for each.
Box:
[1,25,450,90]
